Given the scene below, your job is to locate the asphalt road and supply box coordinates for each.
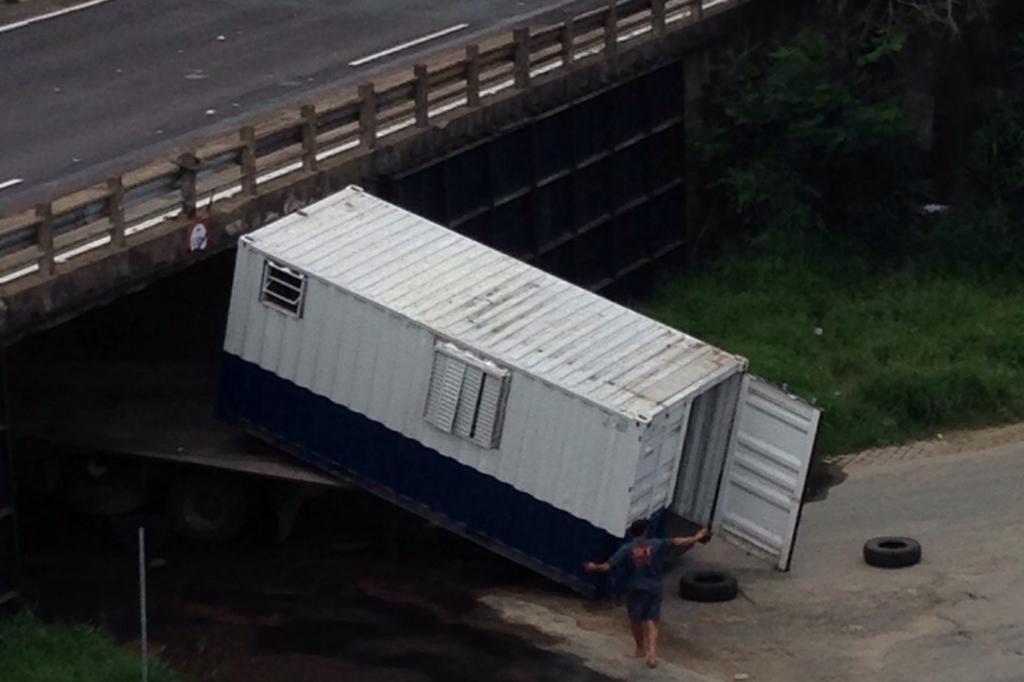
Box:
[0,0,591,214]
[669,435,1024,680]
[482,430,1024,680]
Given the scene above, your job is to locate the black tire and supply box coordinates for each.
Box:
[678,569,739,603]
[167,474,249,544]
[863,536,921,568]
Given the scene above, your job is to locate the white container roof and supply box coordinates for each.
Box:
[241,186,745,421]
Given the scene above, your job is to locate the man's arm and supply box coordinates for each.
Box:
[669,527,710,548]
[585,544,629,574]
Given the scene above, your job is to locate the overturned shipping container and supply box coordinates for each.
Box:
[220,186,821,594]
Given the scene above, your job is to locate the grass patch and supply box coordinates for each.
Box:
[639,236,1024,456]
[0,613,180,682]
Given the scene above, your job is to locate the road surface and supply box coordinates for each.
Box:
[492,426,1024,681]
[0,0,593,214]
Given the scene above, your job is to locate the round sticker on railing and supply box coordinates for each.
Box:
[189,222,208,252]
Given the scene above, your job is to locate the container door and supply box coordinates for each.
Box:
[628,401,691,522]
[712,375,820,570]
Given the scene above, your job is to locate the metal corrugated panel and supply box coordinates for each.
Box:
[240,186,744,422]
[225,250,643,535]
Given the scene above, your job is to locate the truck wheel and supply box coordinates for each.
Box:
[678,569,739,603]
[863,537,921,568]
[167,474,249,544]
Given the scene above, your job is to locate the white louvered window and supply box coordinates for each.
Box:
[260,259,307,317]
[424,342,509,449]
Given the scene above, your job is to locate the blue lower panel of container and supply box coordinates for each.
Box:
[220,353,631,596]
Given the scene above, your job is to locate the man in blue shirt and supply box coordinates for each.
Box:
[585,518,709,668]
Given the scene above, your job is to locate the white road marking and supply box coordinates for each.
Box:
[0,0,114,35]
[0,177,23,191]
[348,23,469,67]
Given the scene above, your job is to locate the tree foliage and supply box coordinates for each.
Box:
[824,0,995,38]
[693,30,921,255]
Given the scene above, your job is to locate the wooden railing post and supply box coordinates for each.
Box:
[561,16,576,68]
[107,177,126,248]
[652,0,666,35]
[240,126,257,196]
[604,0,618,64]
[513,27,531,89]
[414,64,430,127]
[359,83,377,149]
[465,45,481,106]
[300,104,318,172]
[34,203,53,277]
[178,152,197,218]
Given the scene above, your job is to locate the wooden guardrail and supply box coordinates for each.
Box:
[0,0,731,290]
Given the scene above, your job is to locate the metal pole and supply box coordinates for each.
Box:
[138,527,148,682]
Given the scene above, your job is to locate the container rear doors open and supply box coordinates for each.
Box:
[712,375,820,571]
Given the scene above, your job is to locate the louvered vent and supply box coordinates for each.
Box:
[260,259,307,317]
[424,342,509,449]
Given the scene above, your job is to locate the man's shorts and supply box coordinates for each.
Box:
[626,589,662,623]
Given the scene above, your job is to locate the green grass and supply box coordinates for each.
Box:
[0,613,180,682]
[639,236,1024,456]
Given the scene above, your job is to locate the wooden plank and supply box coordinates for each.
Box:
[315,99,360,134]
[619,0,652,18]
[377,100,416,129]
[312,89,360,119]
[376,79,416,111]
[53,217,112,252]
[315,122,361,150]
[196,135,244,162]
[478,42,516,69]
[428,60,467,89]
[51,183,110,216]
[573,7,607,35]
[255,142,304,174]
[195,165,244,201]
[122,160,178,191]
[0,211,40,240]
[529,24,562,52]
[253,111,302,139]
[0,245,43,275]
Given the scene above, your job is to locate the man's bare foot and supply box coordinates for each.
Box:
[646,655,658,668]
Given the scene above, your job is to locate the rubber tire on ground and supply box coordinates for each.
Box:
[678,569,739,603]
[863,536,921,568]
[167,474,249,544]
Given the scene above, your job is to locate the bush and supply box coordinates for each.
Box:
[639,232,1024,456]
[0,613,180,682]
